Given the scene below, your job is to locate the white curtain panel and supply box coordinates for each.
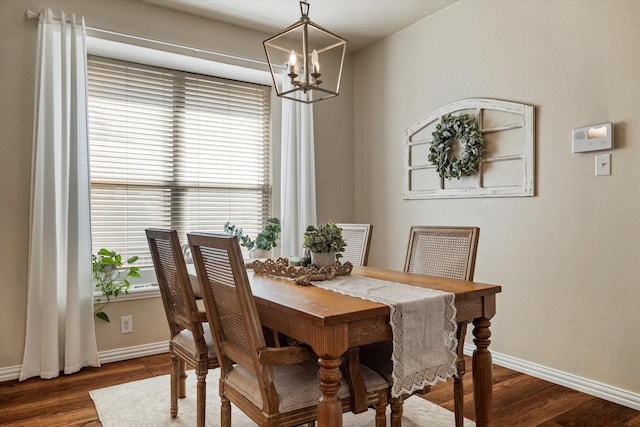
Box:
[280,71,317,257]
[21,9,99,381]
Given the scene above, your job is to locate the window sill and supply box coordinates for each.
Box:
[93,268,161,302]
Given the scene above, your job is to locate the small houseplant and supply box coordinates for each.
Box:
[302,222,347,267]
[224,217,281,258]
[93,248,140,322]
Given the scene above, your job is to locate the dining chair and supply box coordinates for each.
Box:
[187,232,390,427]
[337,223,379,413]
[404,226,479,281]
[336,223,373,266]
[359,225,480,427]
[145,229,219,427]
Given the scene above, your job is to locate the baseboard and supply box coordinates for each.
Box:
[96,341,168,364]
[0,365,21,382]
[463,343,640,411]
[0,341,169,382]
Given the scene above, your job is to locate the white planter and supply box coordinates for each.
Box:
[311,251,337,268]
[250,248,272,259]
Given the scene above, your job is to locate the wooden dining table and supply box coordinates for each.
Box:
[189,264,501,427]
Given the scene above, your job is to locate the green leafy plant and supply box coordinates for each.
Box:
[302,222,347,258]
[428,113,485,179]
[223,217,281,251]
[93,248,140,322]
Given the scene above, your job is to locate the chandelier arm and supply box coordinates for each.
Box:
[314,41,347,55]
[263,19,306,43]
[305,20,348,43]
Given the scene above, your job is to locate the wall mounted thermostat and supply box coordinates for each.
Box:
[572,123,613,153]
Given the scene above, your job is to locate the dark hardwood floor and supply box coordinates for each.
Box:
[0,354,638,426]
[423,360,640,427]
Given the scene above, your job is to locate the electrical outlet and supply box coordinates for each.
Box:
[120,315,133,334]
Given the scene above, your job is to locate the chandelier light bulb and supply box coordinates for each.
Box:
[289,50,297,73]
[311,49,319,74]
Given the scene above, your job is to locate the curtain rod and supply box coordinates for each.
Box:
[24,8,276,69]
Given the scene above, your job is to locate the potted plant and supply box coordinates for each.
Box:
[224,217,281,258]
[303,222,347,267]
[93,248,140,322]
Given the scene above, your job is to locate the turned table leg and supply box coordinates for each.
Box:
[317,356,344,427]
[472,316,493,427]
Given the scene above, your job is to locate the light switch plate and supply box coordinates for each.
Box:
[595,153,611,176]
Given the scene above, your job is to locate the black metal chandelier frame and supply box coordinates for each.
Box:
[263,1,347,104]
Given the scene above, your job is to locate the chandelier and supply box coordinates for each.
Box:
[263,1,347,104]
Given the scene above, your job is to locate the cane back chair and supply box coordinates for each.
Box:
[336,223,373,267]
[188,232,390,427]
[360,226,479,426]
[146,229,219,427]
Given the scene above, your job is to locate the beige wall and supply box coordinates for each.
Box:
[354,0,640,394]
[3,0,635,403]
[0,0,354,368]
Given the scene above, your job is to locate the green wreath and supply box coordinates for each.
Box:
[428,113,485,179]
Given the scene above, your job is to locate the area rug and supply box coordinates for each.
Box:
[90,369,475,426]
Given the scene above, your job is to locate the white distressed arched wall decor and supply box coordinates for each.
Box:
[403,98,535,199]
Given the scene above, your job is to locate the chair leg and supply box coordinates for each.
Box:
[170,352,179,418]
[342,347,368,414]
[375,390,388,427]
[178,359,187,398]
[196,369,207,427]
[454,376,464,427]
[221,395,231,427]
[390,395,403,427]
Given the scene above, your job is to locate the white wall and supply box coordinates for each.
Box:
[0,0,354,369]
[354,0,639,394]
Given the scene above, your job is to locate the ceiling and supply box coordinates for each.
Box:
[139,0,456,51]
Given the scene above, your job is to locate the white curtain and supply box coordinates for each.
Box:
[20,9,99,381]
[280,71,317,257]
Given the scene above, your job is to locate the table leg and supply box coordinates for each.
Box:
[317,355,343,427]
[472,316,493,427]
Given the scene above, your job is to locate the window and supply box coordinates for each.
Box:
[87,56,272,265]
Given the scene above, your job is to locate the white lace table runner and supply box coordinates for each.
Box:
[312,275,458,398]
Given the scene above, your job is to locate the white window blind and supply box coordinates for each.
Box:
[87,56,272,265]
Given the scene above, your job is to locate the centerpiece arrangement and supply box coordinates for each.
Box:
[93,248,140,322]
[223,217,281,258]
[246,257,352,286]
[302,221,347,267]
[245,221,351,285]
